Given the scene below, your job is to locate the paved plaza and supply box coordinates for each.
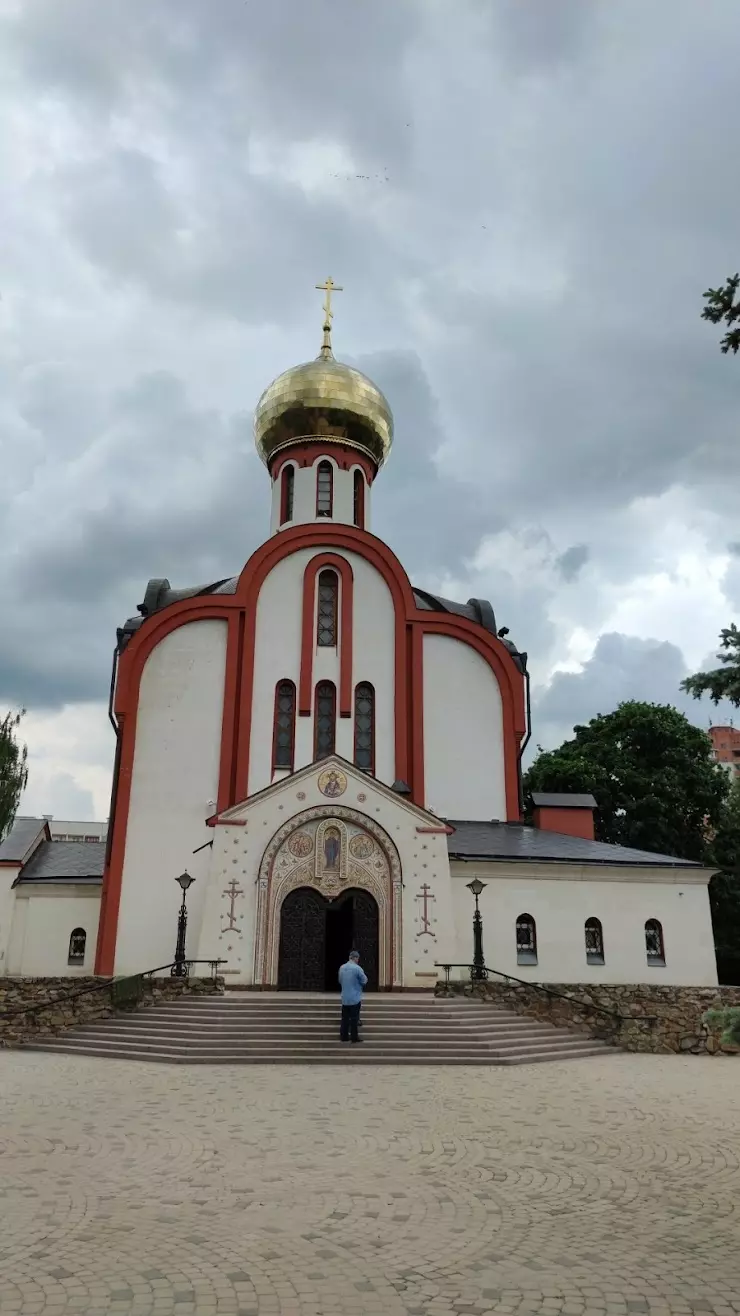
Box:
[1,1052,740,1316]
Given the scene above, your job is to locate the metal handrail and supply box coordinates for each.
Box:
[434,962,657,1028]
[0,959,226,1021]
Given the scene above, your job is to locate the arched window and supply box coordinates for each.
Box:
[68,928,86,965]
[314,681,336,758]
[316,460,333,517]
[280,464,294,525]
[272,680,296,770]
[645,919,665,966]
[353,469,365,529]
[354,682,375,772]
[317,570,338,647]
[585,917,605,965]
[516,913,537,965]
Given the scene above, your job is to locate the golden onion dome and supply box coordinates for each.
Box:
[254,354,393,471]
[254,281,393,471]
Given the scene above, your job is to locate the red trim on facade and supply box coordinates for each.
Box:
[409,625,425,808]
[272,443,376,484]
[411,617,525,822]
[95,521,526,971]
[0,861,21,869]
[415,825,454,834]
[299,553,354,718]
[271,679,296,772]
[214,818,247,827]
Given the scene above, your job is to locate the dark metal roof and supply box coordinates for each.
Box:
[445,821,702,868]
[0,817,48,864]
[530,792,597,810]
[15,841,106,885]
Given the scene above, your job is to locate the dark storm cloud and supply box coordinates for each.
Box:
[556,545,589,583]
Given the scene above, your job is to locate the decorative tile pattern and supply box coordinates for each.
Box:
[1,1052,740,1314]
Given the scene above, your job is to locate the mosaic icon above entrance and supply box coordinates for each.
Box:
[318,767,347,798]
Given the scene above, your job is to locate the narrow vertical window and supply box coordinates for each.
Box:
[317,570,338,647]
[272,680,296,770]
[314,681,336,758]
[316,460,333,517]
[585,917,605,965]
[516,913,537,965]
[68,928,86,965]
[645,919,665,966]
[280,465,294,525]
[354,682,375,772]
[353,469,365,528]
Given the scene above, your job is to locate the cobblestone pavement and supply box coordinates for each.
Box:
[1,1053,740,1316]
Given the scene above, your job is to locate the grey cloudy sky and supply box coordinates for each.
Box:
[1,0,738,818]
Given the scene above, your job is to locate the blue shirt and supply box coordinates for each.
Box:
[338,960,367,1005]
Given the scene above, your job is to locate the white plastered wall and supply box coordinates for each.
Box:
[114,620,228,975]
[7,887,101,976]
[449,862,718,986]
[196,758,455,987]
[248,547,397,793]
[422,634,506,820]
[0,869,20,974]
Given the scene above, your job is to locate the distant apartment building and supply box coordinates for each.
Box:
[708,725,740,780]
[44,818,109,843]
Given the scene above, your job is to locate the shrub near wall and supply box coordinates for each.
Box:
[0,975,224,1046]
[436,979,740,1055]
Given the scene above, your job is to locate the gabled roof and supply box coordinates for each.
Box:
[0,816,49,864]
[13,841,105,885]
[446,820,702,868]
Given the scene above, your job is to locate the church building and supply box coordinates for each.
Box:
[0,285,719,988]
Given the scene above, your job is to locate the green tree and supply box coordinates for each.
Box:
[681,624,740,706]
[0,710,29,841]
[702,273,740,354]
[706,778,740,983]
[523,701,728,861]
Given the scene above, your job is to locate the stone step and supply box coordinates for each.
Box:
[65,1021,586,1044]
[23,1039,610,1065]
[46,1026,593,1052]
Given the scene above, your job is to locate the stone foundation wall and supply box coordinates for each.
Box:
[436,979,740,1055]
[0,974,224,1046]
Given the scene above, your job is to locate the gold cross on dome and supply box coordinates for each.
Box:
[315,277,343,327]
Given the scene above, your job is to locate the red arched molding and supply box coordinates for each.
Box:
[95,521,525,973]
[411,616,525,822]
[299,553,354,718]
[272,443,376,485]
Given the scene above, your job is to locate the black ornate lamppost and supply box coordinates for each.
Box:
[466,878,487,981]
[171,872,195,977]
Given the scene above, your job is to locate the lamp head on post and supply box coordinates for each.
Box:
[176,872,195,894]
[466,878,486,899]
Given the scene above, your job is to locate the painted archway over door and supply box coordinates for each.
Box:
[254,805,402,988]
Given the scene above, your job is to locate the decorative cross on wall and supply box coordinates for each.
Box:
[221,878,244,934]
[415,883,436,938]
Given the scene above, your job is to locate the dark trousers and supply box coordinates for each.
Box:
[340,1003,361,1042]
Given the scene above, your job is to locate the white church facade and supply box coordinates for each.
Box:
[0,288,719,987]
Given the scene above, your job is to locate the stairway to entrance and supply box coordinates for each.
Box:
[21,993,615,1065]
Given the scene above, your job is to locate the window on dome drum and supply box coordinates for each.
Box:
[314,681,336,758]
[354,682,375,772]
[516,913,537,965]
[645,918,665,966]
[68,927,86,965]
[353,469,365,528]
[280,464,294,524]
[585,916,605,965]
[317,570,338,647]
[272,680,296,770]
[316,460,333,517]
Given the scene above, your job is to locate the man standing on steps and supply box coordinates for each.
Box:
[338,950,367,1044]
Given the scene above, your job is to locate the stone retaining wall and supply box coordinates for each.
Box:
[0,974,224,1045]
[436,979,740,1055]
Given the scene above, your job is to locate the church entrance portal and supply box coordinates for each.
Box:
[277,887,379,992]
